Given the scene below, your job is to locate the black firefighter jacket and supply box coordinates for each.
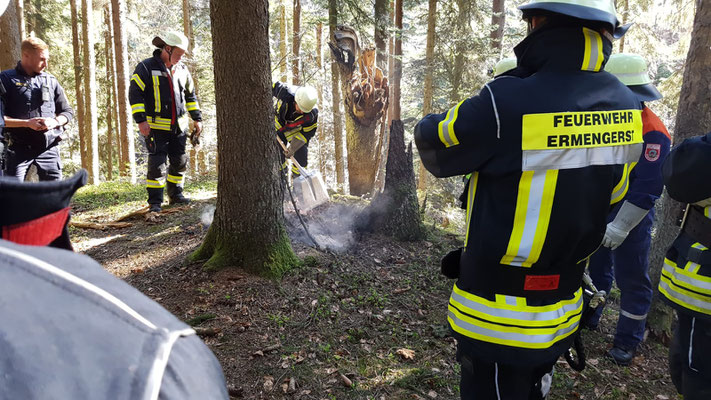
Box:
[129,49,202,133]
[272,81,318,145]
[415,24,644,366]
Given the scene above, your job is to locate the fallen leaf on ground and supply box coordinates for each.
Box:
[396,348,415,360]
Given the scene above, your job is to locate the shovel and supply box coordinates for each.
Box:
[276,137,329,212]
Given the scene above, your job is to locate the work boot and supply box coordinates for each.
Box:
[169,193,191,205]
[149,203,162,213]
[608,346,635,366]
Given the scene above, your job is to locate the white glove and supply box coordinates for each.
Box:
[601,201,650,250]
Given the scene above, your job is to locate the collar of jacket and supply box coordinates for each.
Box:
[513,24,613,74]
[14,61,43,78]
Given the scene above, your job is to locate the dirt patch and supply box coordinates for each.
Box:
[70,195,680,399]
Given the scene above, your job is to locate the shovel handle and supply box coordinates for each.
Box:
[275,136,308,176]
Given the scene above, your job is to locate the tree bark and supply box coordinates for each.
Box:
[451,0,471,103]
[183,0,200,178]
[618,0,629,53]
[192,0,298,276]
[316,22,328,178]
[0,0,21,70]
[279,0,288,82]
[111,0,136,183]
[418,0,436,191]
[374,0,388,70]
[82,0,99,184]
[357,120,425,240]
[391,0,402,121]
[107,0,121,173]
[490,0,505,55]
[27,0,45,39]
[69,0,87,170]
[104,4,113,181]
[15,0,25,39]
[328,0,345,193]
[291,0,301,85]
[647,0,711,342]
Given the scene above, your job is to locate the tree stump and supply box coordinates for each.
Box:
[356,120,425,241]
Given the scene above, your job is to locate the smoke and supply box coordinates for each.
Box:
[285,202,363,252]
[201,205,216,227]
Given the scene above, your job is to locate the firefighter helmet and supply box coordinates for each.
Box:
[295,86,318,113]
[519,0,628,37]
[605,53,662,102]
[0,0,8,16]
[494,57,517,76]
[152,31,190,52]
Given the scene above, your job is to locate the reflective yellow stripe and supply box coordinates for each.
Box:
[303,123,317,132]
[464,172,480,248]
[291,164,300,175]
[294,133,307,144]
[438,100,464,148]
[148,121,171,131]
[581,27,603,72]
[499,170,558,267]
[167,174,183,184]
[448,284,583,349]
[275,116,282,130]
[131,103,146,114]
[146,179,165,188]
[154,117,172,124]
[131,74,146,91]
[659,258,711,315]
[186,101,199,111]
[153,75,161,113]
[705,206,710,218]
[610,162,636,204]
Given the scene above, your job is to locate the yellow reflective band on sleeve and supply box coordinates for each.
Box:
[291,164,300,175]
[500,170,559,267]
[146,179,165,188]
[131,74,146,91]
[610,162,636,204]
[275,116,282,130]
[186,101,199,111]
[659,258,711,316]
[581,27,603,72]
[166,174,184,184]
[448,284,583,349]
[148,121,172,131]
[294,133,307,144]
[303,123,317,132]
[131,103,146,114]
[464,172,480,249]
[152,75,161,113]
[705,206,710,218]
[438,100,464,148]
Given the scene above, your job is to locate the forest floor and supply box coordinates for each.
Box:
[69,178,680,400]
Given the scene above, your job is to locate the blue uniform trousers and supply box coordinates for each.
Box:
[586,209,654,351]
[5,144,62,181]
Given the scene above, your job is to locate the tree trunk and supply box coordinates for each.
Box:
[647,0,711,342]
[183,0,199,178]
[418,0,436,191]
[451,0,470,103]
[316,22,328,178]
[111,0,136,183]
[82,0,99,184]
[0,0,21,70]
[279,0,288,82]
[618,0,629,53]
[374,0,388,69]
[104,5,114,181]
[391,0,402,121]
[192,0,298,276]
[27,0,45,39]
[69,0,87,170]
[291,0,301,85]
[15,0,25,39]
[344,114,379,195]
[328,0,345,193]
[357,120,424,240]
[107,0,121,173]
[491,0,505,55]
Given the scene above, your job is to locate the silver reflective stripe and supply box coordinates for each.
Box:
[504,296,518,307]
[663,263,711,292]
[619,309,647,320]
[582,28,601,72]
[450,288,582,324]
[689,318,699,372]
[448,309,580,345]
[151,70,168,77]
[494,363,502,400]
[484,84,501,139]
[659,278,711,314]
[610,163,631,203]
[522,143,642,171]
[438,101,463,147]
[144,328,197,400]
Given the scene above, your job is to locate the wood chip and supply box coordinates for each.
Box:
[396,348,415,360]
[393,287,411,294]
[195,327,221,337]
[70,221,132,230]
[339,373,352,387]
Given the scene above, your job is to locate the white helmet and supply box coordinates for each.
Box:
[519,0,629,37]
[494,57,517,76]
[0,0,9,16]
[295,86,318,113]
[605,53,662,102]
[152,31,190,52]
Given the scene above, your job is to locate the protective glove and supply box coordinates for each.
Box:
[602,201,649,250]
[285,137,306,158]
[441,248,462,279]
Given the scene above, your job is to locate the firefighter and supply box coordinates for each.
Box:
[129,31,202,213]
[658,132,711,400]
[415,0,642,397]
[493,57,517,77]
[273,81,318,177]
[0,37,74,181]
[584,53,671,365]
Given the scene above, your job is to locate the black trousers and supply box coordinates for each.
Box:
[457,343,554,400]
[145,129,187,204]
[278,135,309,177]
[5,144,62,181]
[669,313,711,400]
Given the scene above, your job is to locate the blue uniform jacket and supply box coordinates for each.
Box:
[0,62,73,150]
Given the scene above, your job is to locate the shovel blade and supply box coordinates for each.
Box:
[292,172,329,212]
